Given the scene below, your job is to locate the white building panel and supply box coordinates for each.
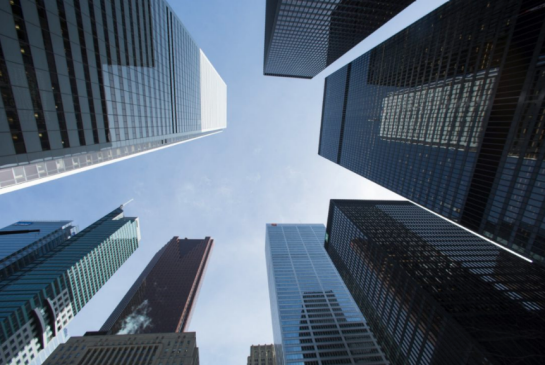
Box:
[200,50,227,132]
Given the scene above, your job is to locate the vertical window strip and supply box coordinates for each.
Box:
[146,0,155,67]
[172,13,178,134]
[108,0,127,140]
[73,0,99,144]
[127,0,141,139]
[118,0,131,66]
[35,0,70,148]
[11,0,51,151]
[99,0,118,141]
[0,42,26,154]
[135,0,149,138]
[167,10,175,135]
[88,0,111,143]
[144,0,154,137]
[56,0,87,146]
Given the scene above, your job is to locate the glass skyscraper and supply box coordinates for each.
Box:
[0,220,76,281]
[264,0,414,79]
[100,236,213,334]
[265,223,387,365]
[325,200,545,364]
[319,0,545,264]
[0,0,227,194]
[0,206,140,365]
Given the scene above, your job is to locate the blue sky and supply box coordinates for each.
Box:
[0,1,447,363]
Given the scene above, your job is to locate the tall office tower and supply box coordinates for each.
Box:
[0,220,76,280]
[265,224,388,365]
[247,344,276,365]
[325,200,545,364]
[318,0,545,264]
[101,237,213,334]
[263,0,414,79]
[0,206,140,365]
[43,332,199,365]
[0,0,227,194]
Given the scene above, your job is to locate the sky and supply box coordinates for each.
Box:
[0,0,447,364]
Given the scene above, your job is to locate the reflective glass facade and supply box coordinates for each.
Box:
[0,0,227,193]
[319,0,545,264]
[0,207,140,365]
[264,0,413,79]
[266,224,387,365]
[101,237,213,334]
[0,220,75,281]
[325,200,545,364]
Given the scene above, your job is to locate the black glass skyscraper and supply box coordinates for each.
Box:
[263,0,414,79]
[325,199,545,365]
[100,237,213,334]
[319,0,545,264]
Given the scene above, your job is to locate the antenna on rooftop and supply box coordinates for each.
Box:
[120,199,134,209]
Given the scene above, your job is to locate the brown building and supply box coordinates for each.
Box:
[43,332,199,365]
[247,344,275,365]
[101,237,214,334]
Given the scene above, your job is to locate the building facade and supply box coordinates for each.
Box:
[247,344,276,365]
[318,0,545,264]
[101,237,213,334]
[0,220,75,281]
[0,206,140,365]
[325,200,545,364]
[0,0,227,194]
[264,0,414,78]
[265,224,387,365]
[42,332,199,365]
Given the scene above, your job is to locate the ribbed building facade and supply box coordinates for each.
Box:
[319,0,545,264]
[101,237,213,334]
[247,344,276,365]
[42,332,199,365]
[325,200,545,364]
[0,220,75,281]
[0,206,140,365]
[266,224,387,365]
[264,0,414,78]
[0,0,227,194]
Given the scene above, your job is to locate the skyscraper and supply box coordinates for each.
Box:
[325,200,545,364]
[318,0,545,264]
[266,224,387,365]
[101,237,213,334]
[43,332,199,365]
[247,344,276,365]
[0,220,75,280]
[263,0,414,78]
[0,206,140,365]
[0,0,227,194]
